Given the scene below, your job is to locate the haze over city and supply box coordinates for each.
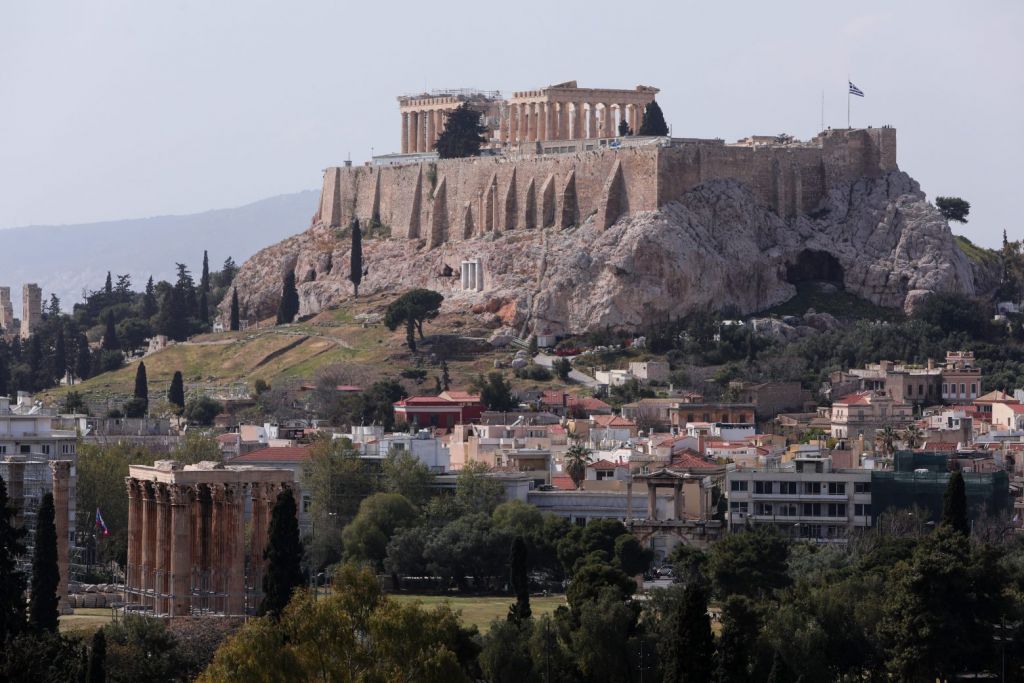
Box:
[2,0,1021,247]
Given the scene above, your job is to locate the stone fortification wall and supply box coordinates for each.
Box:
[316,127,897,244]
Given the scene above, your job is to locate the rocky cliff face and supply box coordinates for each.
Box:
[223,170,975,335]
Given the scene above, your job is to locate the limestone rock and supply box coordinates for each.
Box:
[222,171,976,334]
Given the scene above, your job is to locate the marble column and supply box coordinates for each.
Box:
[155,483,171,614]
[519,103,529,142]
[587,103,596,139]
[197,484,212,612]
[425,112,435,152]
[673,482,683,520]
[225,483,247,615]
[249,483,270,604]
[603,104,612,139]
[526,103,536,142]
[49,461,72,614]
[169,484,191,617]
[538,102,547,141]
[210,484,225,613]
[573,102,584,140]
[647,484,657,520]
[401,112,409,153]
[414,111,424,153]
[632,104,641,135]
[141,481,156,608]
[507,105,517,144]
[557,103,568,140]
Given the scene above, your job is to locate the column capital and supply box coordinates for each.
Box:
[49,460,72,479]
[169,483,192,507]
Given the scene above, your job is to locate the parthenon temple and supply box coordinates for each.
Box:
[124,461,293,617]
[398,81,659,153]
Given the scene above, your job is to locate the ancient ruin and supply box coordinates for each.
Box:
[0,287,13,333]
[124,461,293,617]
[20,283,42,339]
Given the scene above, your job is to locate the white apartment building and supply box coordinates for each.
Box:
[725,455,872,541]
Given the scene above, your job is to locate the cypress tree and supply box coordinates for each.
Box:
[942,469,969,534]
[716,595,760,683]
[618,117,632,137]
[660,584,714,683]
[261,488,304,619]
[638,99,669,136]
[104,272,113,298]
[142,276,158,318]
[102,312,119,351]
[87,628,106,683]
[0,474,27,642]
[29,492,59,632]
[52,326,67,384]
[198,288,209,327]
[276,270,299,325]
[229,289,240,331]
[75,333,92,382]
[349,219,363,298]
[200,250,210,293]
[167,371,185,414]
[133,361,148,412]
[507,536,531,623]
[441,360,451,391]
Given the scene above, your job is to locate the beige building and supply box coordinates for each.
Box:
[20,283,42,339]
[397,81,659,154]
[0,287,13,333]
[830,390,913,443]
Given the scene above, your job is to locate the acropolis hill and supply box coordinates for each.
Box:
[225,81,976,336]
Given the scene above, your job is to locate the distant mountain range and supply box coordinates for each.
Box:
[0,190,318,317]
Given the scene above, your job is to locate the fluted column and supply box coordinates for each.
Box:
[49,461,72,614]
[141,481,156,608]
[209,484,225,613]
[573,102,583,140]
[250,483,272,604]
[538,102,548,141]
[618,104,627,134]
[506,105,516,144]
[169,484,192,617]
[414,111,424,153]
[125,479,140,601]
[631,104,641,135]
[587,103,596,139]
[425,111,435,152]
[518,103,528,142]
[197,484,213,612]
[224,483,245,618]
[401,112,409,153]
[603,104,612,139]
[543,102,553,141]
[155,483,171,614]
[557,103,568,140]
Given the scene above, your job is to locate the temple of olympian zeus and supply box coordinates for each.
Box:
[398,80,659,154]
[124,461,293,617]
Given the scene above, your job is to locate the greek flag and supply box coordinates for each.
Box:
[849,81,865,97]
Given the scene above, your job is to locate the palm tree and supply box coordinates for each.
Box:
[876,424,897,456]
[564,443,592,490]
[903,423,924,450]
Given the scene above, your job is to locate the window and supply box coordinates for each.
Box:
[906,385,913,396]
[41,445,50,455]
[754,481,771,495]
[971,383,977,396]
[828,482,846,495]
[686,413,694,422]
[854,482,871,494]
[730,480,748,492]
[754,503,773,516]
[855,503,871,516]
[802,502,822,516]
[961,383,966,396]
[20,445,30,454]
[302,496,312,514]
[738,414,747,423]
[729,502,749,513]
[0,446,5,454]
[779,481,797,495]
[827,503,847,517]
[802,482,819,495]
[918,384,924,396]
[777,503,798,517]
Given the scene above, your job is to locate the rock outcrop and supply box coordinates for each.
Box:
[223,170,974,335]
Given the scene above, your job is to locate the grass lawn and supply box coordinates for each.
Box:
[59,607,115,636]
[389,594,566,632]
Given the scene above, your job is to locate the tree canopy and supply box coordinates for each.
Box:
[935,196,970,223]
[638,99,669,136]
[435,103,488,159]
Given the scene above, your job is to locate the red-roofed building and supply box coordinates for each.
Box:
[393,392,485,429]
[992,401,1024,431]
[830,390,913,443]
[539,391,613,418]
[228,445,315,525]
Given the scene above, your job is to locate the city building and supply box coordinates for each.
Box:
[830,390,913,443]
[392,390,485,429]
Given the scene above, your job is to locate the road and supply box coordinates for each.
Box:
[534,353,601,388]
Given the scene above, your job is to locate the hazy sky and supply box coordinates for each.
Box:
[2,1,1021,247]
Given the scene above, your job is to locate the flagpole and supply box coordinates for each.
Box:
[821,89,824,131]
[847,76,851,128]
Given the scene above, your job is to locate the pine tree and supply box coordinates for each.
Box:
[167,371,185,414]
[716,595,759,683]
[261,488,304,618]
[349,219,363,298]
[47,294,61,318]
[133,361,148,412]
[942,469,969,534]
[435,102,488,159]
[142,276,158,318]
[87,628,106,683]
[104,272,113,298]
[221,256,238,286]
[200,250,210,293]
[102,311,119,351]
[638,100,669,136]
[0,474,27,642]
[507,536,531,623]
[29,492,59,632]
[229,289,240,331]
[276,270,299,325]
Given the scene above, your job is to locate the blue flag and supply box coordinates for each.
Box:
[849,81,865,97]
